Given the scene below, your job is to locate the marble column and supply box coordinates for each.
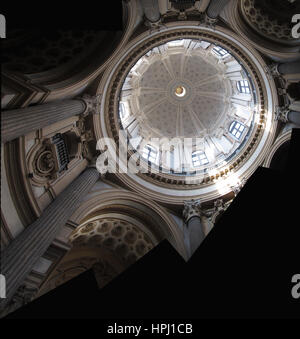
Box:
[141,0,161,23]
[183,199,205,256]
[0,167,100,310]
[277,61,300,75]
[1,94,101,143]
[206,0,230,19]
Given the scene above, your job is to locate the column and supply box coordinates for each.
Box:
[197,0,211,13]
[183,199,205,256]
[1,94,101,143]
[141,0,161,23]
[286,82,300,101]
[288,111,300,125]
[0,167,100,310]
[277,61,300,75]
[206,0,230,19]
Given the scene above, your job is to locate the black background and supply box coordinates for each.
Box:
[1,1,123,31]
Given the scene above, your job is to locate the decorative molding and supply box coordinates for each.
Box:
[230,177,247,196]
[208,197,232,224]
[32,140,60,181]
[145,17,167,33]
[70,217,155,266]
[275,106,290,123]
[205,13,218,27]
[79,94,102,116]
[267,63,280,78]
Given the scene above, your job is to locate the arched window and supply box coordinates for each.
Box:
[237,80,250,94]
[229,121,245,140]
[212,46,229,58]
[192,151,209,167]
[142,144,158,162]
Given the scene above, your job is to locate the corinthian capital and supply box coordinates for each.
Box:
[231,177,247,196]
[80,93,102,116]
[183,199,202,223]
[275,106,290,123]
[267,63,280,77]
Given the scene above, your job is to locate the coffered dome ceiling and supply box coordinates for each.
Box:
[240,0,300,45]
[129,43,231,138]
[98,26,277,202]
[119,39,256,174]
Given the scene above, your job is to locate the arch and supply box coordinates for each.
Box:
[37,245,123,298]
[263,129,292,169]
[2,1,139,106]
[224,0,300,62]
[68,188,188,260]
[269,140,290,171]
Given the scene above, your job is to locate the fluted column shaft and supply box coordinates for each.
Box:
[1,99,86,143]
[206,0,230,19]
[1,93,102,144]
[0,167,100,309]
[278,61,300,75]
[183,199,205,256]
[141,0,161,23]
[186,216,205,256]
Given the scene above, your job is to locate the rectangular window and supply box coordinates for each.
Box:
[192,151,209,167]
[237,80,251,94]
[212,46,229,58]
[229,121,245,140]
